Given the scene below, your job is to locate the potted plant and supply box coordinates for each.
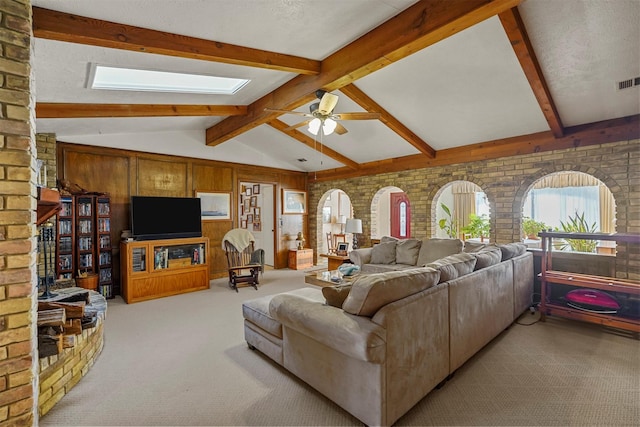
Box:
[461,213,490,241]
[438,203,458,239]
[558,211,598,252]
[522,217,547,240]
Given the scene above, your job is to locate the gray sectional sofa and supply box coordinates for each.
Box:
[242,239,533,426]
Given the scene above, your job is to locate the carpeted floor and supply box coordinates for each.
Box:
[40,268,640,426]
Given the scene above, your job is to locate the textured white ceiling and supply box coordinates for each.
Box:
[32,0,640,172]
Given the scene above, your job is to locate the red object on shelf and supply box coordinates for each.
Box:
[565,289,620,312]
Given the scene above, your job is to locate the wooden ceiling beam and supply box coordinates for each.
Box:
[499,7,564,137]
[309,114,639,182]
[32,7,320,75]
[36,103,247,118]
[267,120,360,170]
[340,84,436,158]
[206,0,522,147]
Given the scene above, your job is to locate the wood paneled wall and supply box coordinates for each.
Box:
[56,142,307,288]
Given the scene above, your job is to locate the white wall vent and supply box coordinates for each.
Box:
[617,77,640,91]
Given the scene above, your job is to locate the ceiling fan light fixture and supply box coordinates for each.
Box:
[308,118,322,135]
[323,118,337,135]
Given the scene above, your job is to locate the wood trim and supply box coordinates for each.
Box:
[499,7,564,137]
[340,84,436,158]
[309,114,640,182]
[205,0,522,146]
[36,103,247,118]
[32,7,320,75]
[267,120,360,170]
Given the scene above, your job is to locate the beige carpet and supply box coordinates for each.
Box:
[40,269,640,426]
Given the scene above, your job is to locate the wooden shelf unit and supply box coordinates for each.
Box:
[121,237,210,303]
[539,231,640,335]
[55,196,75,280]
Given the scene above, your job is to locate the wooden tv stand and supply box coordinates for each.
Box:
[120,237,210,303]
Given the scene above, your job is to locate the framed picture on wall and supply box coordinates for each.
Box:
[253,184,260,194]
[195,191,232,221]
[241,219,247,228]
[282,189,306,214]
[253,222,261,232]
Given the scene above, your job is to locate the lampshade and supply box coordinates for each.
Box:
[322,118,337,135]
[345,218,362,234]
[308,118,337,136]
[308,118,321,135]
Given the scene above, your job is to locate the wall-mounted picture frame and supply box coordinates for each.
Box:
[250,196,257,207]
[336,242,349,256]
[246,187,252,196]
[282,189,307,214]
[253,184,260,194]
[253,222,261,232]
[241,219,247,229]
[196,191,231,221]
[254,207,260,216]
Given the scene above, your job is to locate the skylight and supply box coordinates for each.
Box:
[90,65,249,95]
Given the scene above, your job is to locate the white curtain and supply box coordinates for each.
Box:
[453,182,481,233]
[527,172,615,232]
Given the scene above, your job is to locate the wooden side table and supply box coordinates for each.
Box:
[288,248,313,270]
[320,253,350,271]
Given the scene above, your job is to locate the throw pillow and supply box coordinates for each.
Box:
[342,268,440,317]
[473,245,502,270]
[426,252,477,283]
[498,242,527,261]
[463,241,487,253]
[370,241,397,264]
[417,238,464,266]
[380,236,399,243]
[395,238,422,265]
[322,284,352,308]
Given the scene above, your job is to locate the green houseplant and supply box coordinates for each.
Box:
[461,213,490,240]
[438,203,458,239]
[558,211,598,252]
[522,217,547,239]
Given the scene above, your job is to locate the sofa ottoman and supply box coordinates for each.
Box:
[243,287,323,365]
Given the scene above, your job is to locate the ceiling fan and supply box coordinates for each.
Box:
[265,90,380,135]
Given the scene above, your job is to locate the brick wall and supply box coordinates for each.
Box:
[310,139,640,280]
[35,134,56,188]
[0,0,38,426]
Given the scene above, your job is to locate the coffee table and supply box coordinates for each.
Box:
[305,270,358,287]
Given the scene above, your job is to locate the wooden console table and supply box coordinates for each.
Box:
[539,231,640,335]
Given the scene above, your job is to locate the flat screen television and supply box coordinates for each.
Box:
[130,196,202,241]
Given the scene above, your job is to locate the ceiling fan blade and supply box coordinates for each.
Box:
[264,108,312,117]
[332,112,381,120]
[283,119,312,132]
[334,122,348,135]
[318,92,339,115]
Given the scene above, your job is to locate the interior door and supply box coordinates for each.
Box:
[261,184,275,266]
[390,192,411,238]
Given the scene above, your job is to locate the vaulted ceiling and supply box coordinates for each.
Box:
[32,0,640,181]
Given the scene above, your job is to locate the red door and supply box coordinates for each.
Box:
[390,192,411,238]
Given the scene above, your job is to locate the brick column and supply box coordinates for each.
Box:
[0,1,39,426]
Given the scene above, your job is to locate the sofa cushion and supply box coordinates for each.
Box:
[395,238,422,265]
[427,252,477,283]
[417,238,463,266]
[499,242,527,261]
[370,241,397,264]
[342,268,440,317]
[362,263,415,274]
[380,236,399,243]
[473,245,502,270]
[322,284,352,308]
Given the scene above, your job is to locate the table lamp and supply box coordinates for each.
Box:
[345,218,362,250]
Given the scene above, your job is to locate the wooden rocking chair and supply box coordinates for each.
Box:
[223,229,262,292]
